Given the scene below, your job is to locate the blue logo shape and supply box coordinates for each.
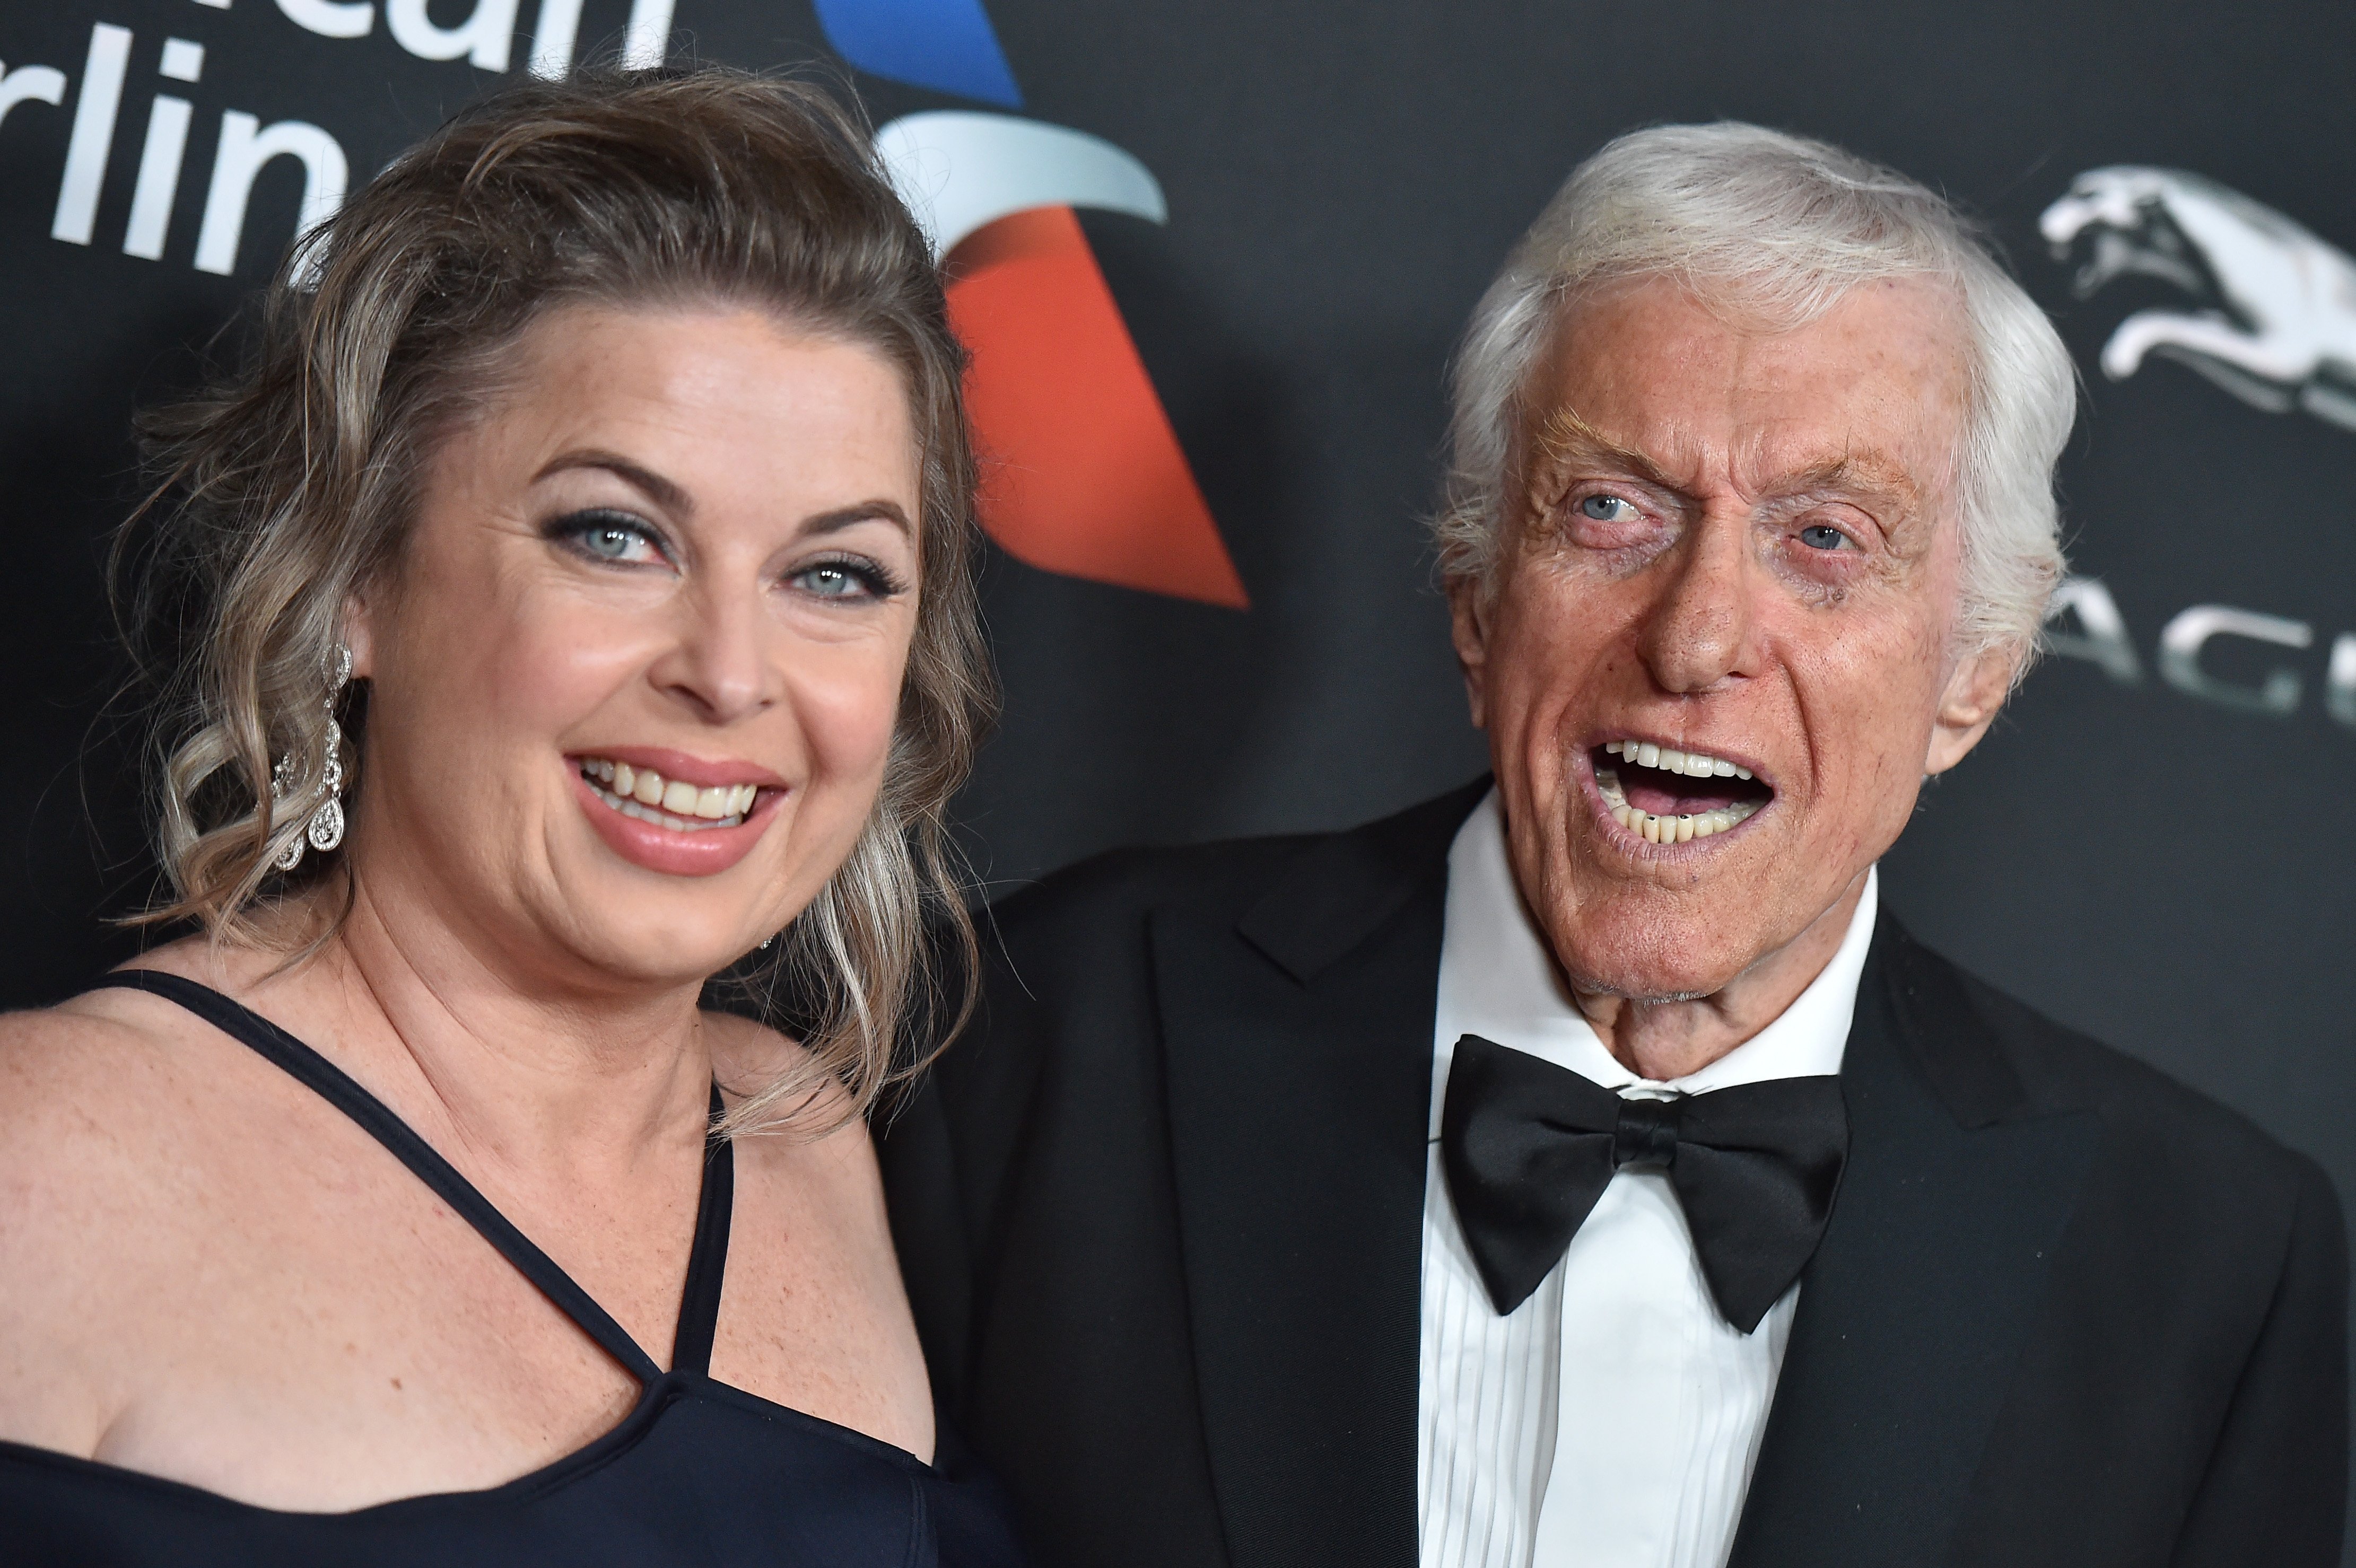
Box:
[812,0,1023,108]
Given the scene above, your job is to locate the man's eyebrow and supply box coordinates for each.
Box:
[1530,406,1685,493]
[1777,451,1923,507]
[534,449,692,514]
[801,500,914,538]
[1533,408,1926,508]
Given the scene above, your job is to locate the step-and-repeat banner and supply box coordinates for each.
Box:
[5,0,2354,1458]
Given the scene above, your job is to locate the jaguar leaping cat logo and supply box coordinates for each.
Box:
[2041,167,2356,431]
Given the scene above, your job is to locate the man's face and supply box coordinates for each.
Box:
[1452,276,2011,1002]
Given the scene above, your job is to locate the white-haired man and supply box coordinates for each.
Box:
[883,125,2347,1568]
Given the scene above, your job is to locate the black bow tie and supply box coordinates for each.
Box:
[1439,1033,1848,1333]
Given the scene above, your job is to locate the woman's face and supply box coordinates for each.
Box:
[346,303,923,991]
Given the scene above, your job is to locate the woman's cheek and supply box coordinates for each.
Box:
[500,611,647,727]
[792,651,908,786]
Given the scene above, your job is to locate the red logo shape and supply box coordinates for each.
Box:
[946,206,1247,609]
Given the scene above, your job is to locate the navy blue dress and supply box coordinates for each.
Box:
[0,970,1031,1568]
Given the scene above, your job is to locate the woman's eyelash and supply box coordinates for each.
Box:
[542,514,904,597]
[546,508,667,563]
[792,554,910,599]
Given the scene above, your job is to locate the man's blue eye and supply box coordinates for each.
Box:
[1578,495,1635,521]
[1799,524,1849,551]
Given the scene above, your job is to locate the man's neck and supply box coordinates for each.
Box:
[1569,869,1871,1081]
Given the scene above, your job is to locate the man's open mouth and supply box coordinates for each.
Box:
[1592,739,1773,844]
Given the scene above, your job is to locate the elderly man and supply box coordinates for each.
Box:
[882,125,2347,1568]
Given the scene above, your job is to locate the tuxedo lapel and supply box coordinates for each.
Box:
[1150,784,1484,1568]
[1727,915,2100,1568]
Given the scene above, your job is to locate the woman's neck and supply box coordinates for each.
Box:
[240,874,718,1180]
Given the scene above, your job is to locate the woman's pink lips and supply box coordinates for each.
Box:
[569,768,783,878]
[571,746,788,791]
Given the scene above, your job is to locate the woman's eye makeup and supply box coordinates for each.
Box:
[549,508,667,566]
[543,509,906,599]
[787,555,908,601]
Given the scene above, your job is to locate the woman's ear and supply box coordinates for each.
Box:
[342,589,377,680]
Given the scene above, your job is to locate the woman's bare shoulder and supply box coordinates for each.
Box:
[0,962,275,1230]
[0,983,199,1153]
[0,944,264,1140]
[0,979,250,1450]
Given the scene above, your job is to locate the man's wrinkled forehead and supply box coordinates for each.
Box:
[1513,277,1971,517]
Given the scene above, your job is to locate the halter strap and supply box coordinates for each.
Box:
[90,969,736,1387]
[670,1092,735,1378]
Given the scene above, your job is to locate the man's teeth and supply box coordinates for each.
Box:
[1592,764,1764,844]
[579,758,758,831]
[1601,738,1753,780]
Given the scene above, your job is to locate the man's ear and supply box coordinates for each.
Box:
[1924,642,2018,776]
[1448,575,1493,730]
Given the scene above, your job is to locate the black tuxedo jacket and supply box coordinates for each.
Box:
[882,783,2347,1568]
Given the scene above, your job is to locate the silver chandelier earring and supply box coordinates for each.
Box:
[270,643,353,872]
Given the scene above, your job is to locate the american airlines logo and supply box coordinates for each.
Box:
[839,0,1247,608]
[2041,168,2356,730]
[0,0,1246,608]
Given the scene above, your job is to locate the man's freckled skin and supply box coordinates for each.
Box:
[1450,276,2014,1079]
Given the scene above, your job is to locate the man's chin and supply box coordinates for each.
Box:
[1545,927,1756,1008]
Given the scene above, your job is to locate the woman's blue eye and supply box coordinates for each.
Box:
[1578,494,1636,522]
[554,511,662,564]
[1799,524,1851,551]
[793,563,875,599]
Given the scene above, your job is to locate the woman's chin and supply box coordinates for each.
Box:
[553,915,769,991]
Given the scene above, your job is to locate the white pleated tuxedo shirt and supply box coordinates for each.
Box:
[1418,791,1878,1568]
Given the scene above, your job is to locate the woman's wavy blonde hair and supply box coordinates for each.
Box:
[119,67,994,1136]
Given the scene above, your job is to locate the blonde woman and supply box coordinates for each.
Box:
[0,69,1022,1566]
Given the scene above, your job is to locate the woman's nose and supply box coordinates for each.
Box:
[650,583,775,723]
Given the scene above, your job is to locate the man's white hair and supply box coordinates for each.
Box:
[1433,121,2078,669]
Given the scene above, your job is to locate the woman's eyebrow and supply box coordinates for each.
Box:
[802,500,914,537]
[532,455,911,538]
[533,449,692,514]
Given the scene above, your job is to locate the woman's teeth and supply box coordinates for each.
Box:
[579,758,758,832]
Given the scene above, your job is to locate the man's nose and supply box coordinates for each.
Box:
[1634,513,1760,695]
[652,581,775,723]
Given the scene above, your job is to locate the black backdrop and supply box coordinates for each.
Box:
[5,0,2355,1536]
